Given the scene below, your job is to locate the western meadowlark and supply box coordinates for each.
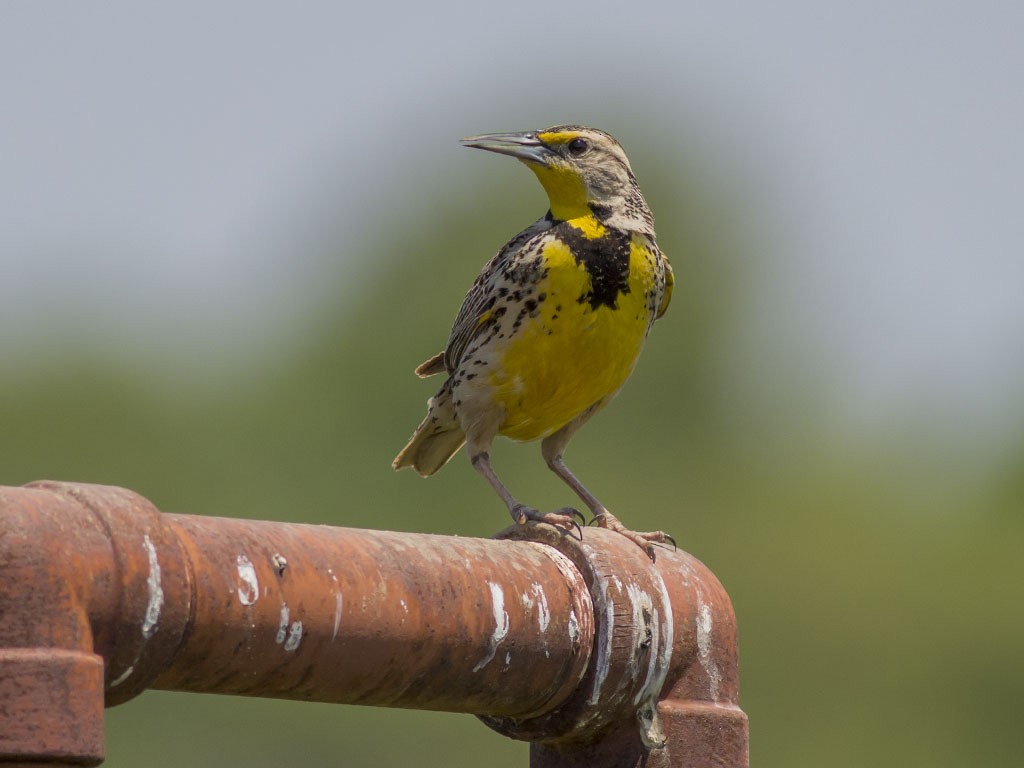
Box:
[393,125,674,559]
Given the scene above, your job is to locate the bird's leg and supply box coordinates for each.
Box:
[470,451,583,535]
[541,431,675,562]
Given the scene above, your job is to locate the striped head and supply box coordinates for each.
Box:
[462,125,656,236]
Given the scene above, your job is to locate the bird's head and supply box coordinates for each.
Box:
[462,125,655,235]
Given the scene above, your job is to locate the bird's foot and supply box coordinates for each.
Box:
[511,504,584,539]
[591,511,676,562]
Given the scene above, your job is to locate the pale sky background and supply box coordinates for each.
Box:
[2,1,1022,450]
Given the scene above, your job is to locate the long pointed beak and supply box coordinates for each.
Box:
[461,131,551,165]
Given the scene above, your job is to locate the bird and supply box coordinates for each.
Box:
[393,125,674,560]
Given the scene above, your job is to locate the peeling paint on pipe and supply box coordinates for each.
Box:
[0,481,747,767]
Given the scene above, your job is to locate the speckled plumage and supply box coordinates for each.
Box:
[394,126,675,559]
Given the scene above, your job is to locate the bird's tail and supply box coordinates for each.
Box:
[392,381,466,477]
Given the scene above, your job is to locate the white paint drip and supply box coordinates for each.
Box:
[524,542,588,668]
[141,534,163,638]
[275,602,303,651]
[236,554,259,606]
[643,606,661,687]
[626,582,655,684]
[284,621,303,652]
[651,569,675,699]
[588,596,616,705]
[629,570,675,749]
[276,603,290,644]
[531,583,550,633]
[110,665,134,687]
[111,535,167,688]
[696,600,721,701]
[328,568,343,641]
[473,581,509,672]
[630,578,671,708]
[333,593,343,640]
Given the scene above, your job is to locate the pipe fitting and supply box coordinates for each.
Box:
[0,482,748,767]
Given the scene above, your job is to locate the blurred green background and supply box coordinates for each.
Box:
[3,3,1023,767]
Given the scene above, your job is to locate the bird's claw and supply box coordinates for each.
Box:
[558,506,587,527]
[591,512,676,562]
[511,504,584,540]
[552,507,585,539]
[637,532,677,562]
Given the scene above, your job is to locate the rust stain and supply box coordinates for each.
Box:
[0,481,747,767]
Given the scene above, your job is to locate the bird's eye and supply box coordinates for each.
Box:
[567,137,589,156]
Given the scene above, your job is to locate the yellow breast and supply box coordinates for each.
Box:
[489,232,659,441]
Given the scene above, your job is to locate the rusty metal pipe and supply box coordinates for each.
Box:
[0,481,748,767]
[152,512,594,715]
